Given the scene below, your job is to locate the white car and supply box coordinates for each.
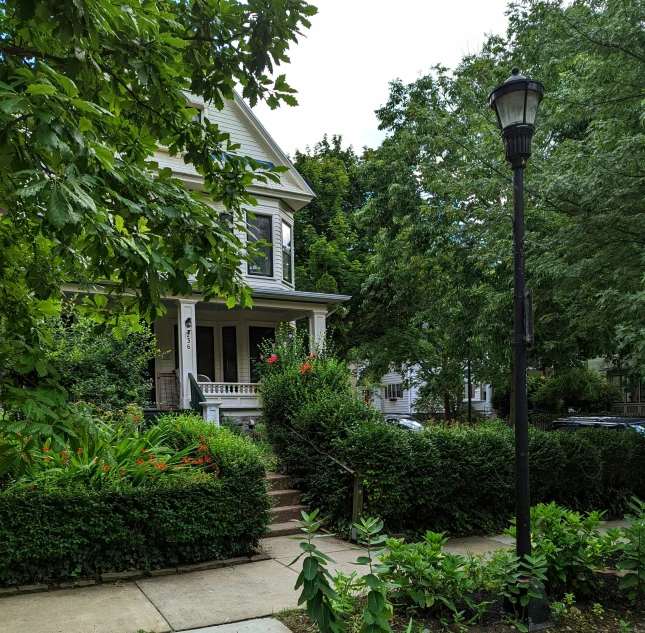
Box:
[385,417,424,432]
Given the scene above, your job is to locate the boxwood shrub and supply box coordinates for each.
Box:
[0,415,271,587]
[260,331,645,536]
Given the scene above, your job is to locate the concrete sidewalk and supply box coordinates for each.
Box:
[0,523,628,633]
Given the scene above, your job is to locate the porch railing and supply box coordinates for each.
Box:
[198,382,259,396]
[188,373,206,414]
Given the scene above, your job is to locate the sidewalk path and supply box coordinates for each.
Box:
[0,522,628,633]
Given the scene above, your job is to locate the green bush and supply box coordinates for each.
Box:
[506,503,618,597]
[44,308,157,410]
[531,368,622,413]
[0,413,271,586]
[260,335,645,535]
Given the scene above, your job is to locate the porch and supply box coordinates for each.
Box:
[151,287,348,418]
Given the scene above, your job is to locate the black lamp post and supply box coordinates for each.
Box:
[489,68,549,630]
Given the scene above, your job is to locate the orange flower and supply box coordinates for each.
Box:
[77,448,83,455]
[182,457,192,463]
[300,363,312,374]
[136,459,145,465]
[43,445,50,452]
[102,465,111,471]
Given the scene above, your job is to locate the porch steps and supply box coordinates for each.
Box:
[265,471,308,537]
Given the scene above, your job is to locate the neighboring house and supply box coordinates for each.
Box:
[366,368,494,418]
[587,358,645,415]
[66,92,349,422]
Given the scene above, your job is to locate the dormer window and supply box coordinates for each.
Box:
[247,213,273,277]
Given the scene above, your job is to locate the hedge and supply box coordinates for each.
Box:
[278,421,645,537]
[0,415,271,587]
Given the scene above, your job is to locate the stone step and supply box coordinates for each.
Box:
[266,472,291,491]
[268,488,301,507]
[264,521,303,537]
[271,504,308,523]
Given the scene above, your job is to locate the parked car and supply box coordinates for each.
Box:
[384,416,424,432]
[551,416,645,434]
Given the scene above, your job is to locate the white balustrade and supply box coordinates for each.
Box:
[198,382,259,396]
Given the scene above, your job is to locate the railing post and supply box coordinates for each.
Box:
[350,474,364,543]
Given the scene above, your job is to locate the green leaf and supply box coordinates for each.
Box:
[303,556,318,581]
[26,83,56,96]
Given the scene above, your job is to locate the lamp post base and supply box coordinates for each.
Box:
[504,583,551,631]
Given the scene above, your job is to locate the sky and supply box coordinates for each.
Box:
[251,0,511,157]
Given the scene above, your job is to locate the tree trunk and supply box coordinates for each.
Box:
[509,358,515,427]
[443,391,452,421]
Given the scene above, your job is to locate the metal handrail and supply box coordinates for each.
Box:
[188,373,206,415]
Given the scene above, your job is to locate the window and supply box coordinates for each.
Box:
[221,326,238,383]
[189,106,202,124]
[282,222,293,283]
[385,383,403,399]
[247,213,273,276]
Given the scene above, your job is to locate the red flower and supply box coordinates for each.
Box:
[44,457,50,463]
[136,459,145,465]
[182,457,192,464]
[300,363,312,374]
[133,415,141,421]
[43,445,50,452]
[77,448,83,455]
[30,483,35,489]
[197,444,208,453]
[102,465,111,471]
[308,352,316,360]
[267,354,278,364]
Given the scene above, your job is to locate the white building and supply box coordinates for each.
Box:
[368,368,494,418]
[67,92,349,421]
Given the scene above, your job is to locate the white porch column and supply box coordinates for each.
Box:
[307,309,327,351]
[177,298,199,409]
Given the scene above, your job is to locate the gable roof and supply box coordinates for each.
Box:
[155,91,314,211]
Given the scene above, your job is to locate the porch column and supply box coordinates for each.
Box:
[177,298,199,409]
[307,309,327,351]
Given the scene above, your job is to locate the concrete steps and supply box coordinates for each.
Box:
[265,472,307,537]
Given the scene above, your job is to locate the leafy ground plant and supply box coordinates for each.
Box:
[617,497,645,602]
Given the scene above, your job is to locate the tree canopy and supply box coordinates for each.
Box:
[0,0,315,436]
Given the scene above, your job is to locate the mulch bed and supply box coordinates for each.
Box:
[277,576,645,633]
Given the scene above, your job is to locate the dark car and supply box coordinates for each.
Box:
[551,416,645,434]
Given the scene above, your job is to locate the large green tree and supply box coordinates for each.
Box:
[0,0,315,441]
[292,135,370,352]
[357,0,645,413]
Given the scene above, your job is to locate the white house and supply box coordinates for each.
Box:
[369,368,494,418]
[66,92,349,422]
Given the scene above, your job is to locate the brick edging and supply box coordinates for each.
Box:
[0,552,271,598]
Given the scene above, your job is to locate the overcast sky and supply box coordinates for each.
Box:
[251,0,511,157]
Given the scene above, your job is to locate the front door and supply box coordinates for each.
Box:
[249,326,275,383]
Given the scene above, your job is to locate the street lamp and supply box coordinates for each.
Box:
[489,68,548,630]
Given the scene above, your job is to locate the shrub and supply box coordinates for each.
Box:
[616,497,645,601]
[531,368,622,413]
[44,308,156,410]
[505,503,619,597]
[0,413,271,586]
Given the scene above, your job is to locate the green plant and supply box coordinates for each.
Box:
[0,414,270,586]
[352,517,397,633]
[617,497,645,601]
[488,548,548,633]
[289,509,346,633]
[505,503,619,597]
[618,620,634,633]
[380,531,486,622]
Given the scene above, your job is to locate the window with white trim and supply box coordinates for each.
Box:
[282,221,293,283]
[247,213,273,277]
[385,383,403,399]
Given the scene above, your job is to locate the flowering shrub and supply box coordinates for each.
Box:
[0,412,271,586]
[6,406,218,490]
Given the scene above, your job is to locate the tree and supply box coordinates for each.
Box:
[292,135,370,353]
[357,0,645,415]
[0,0,316,439]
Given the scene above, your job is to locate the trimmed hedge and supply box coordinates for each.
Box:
[0,415,271,587]
[279,421,645,537]
[259,338,645,536]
